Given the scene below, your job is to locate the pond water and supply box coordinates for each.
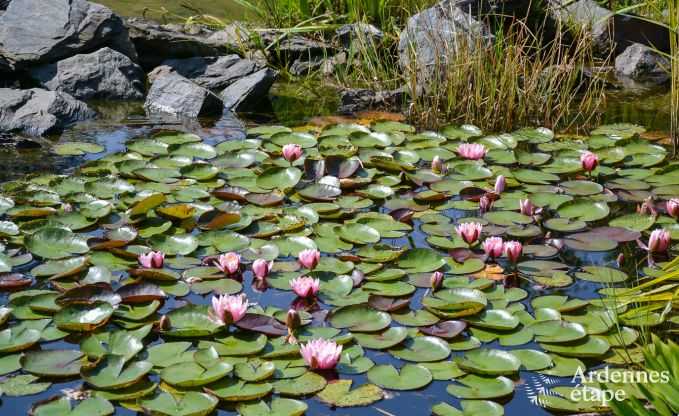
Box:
[0,76,673,415]
[97,0,244,21]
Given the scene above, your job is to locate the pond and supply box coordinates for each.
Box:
[0,76,675,415]
[96,0,244,21]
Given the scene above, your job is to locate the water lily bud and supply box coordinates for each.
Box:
[504,241,523,264]
[431,271,444,291]
[479,196,492,214]
[580,151,598,172]
[519,199,535,216]
[431,155,443,173]
[282,144,302,162]
[494,175,506,194]
[252,258,273,279]
[616,252,625,266]
[637,197,657,216]
[457,143,487,160]
[286,309,301,330]
[648,229,671,253]
[667,198,679,218]
[159,315,171,330]
[455,222,483,245]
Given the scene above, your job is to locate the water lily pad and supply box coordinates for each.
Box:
[138,391,218,416]
[0,327,40,353]
[575,266,628,283]
[330,304,391,332]
[81,354,152,389]
[160,347,232,387]
[236,398,308,416]
[316,379,383,407]
[21,350,87,376]
[53,301,113,331]
[367,364,433,390]
[25,228,89,259]
[530,320,587,343]
[257,167,302,190]
[389,336,451,362]
[205,377,272,401]
[272,371,327,396]
[540,336,610,358]
[432,400,504,416]
[29,396,114,416]
[454,349,521,375]
[446,374,514,399]
[557,199,610,221]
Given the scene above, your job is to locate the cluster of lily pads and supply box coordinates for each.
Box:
[0,120,676,415]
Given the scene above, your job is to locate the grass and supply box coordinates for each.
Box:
[177,0,607,133]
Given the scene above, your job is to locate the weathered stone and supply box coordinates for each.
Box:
[157,55,261,89]
[207,23,255,50]
[144,72,222,118]
[339,87,410,115]
[615,43,670,83]
[26,47,145,100]
[0,0,136,70]
[221,68,278,112]
[0,88,96,136]
[337,23,383,49]
[260,33,331,65]
[548,0,613,55]
[398,1,493,76]
[0,0,10,10]
[127,18,231,69]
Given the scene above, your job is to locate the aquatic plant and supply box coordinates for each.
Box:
[0,121,676,414]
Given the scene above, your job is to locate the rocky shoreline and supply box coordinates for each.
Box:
[0,0,673,138]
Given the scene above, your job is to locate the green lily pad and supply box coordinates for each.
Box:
[367,364,433,390]
[30,396,114,416]
[272,371,327,396]
[138,391,218,416]
[389,336,451,362]
[236,398,308,416]
[446,374,514,399]
[21,350,87,377]
[25,228,89,260]
[329,304,391,332]
[81,354,153,389]
[454,348,521,375]
[316,379,384,407]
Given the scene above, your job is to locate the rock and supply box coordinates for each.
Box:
[0,0,10,10]
[0,132,42,148]
[548,0,613,55]
[0,0,136,70]
[290,52,347,77]
[612,14,670,55]
[221,68,278,112]
[339,87,410,115]
[127,18,232,69]
[615,43,670,82]
[337,23,383,49]
[207,23,255,50]
[0,88,96,136]
[260,33,331,65]
[25,47,145,100]
[398,0,493,76]
[156,55,261,89]
[144,72,222,118]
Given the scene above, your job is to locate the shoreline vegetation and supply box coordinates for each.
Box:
[148,0,672,136]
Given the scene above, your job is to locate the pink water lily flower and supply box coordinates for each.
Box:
[637,197,657,216]
[290,276,320,298]
[483,237,504,259]
[494,175,506,194]
[456,222,483,245]
[252,258,273,279]
[298,249,321,270]
[300,338,342,370]
[580,151,599,172]
[431,271,444,291]
[519,199,536,216]
[282,144,302,162]
[457,143,487,160]
[648,229,671,253]
[215,252,241,274]
[209,294,248,325]
[431,155,444,173]
[504,241,523,264]
[139,251,165,269]
[667,198,679,218]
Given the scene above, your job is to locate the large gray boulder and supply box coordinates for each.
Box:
[26,47,145,100]
[0,88,96,136]
[220,68,278,112]
[144,72,222,118]
[0,0,136,70]
[548,0,613,55]
[155,55,261,90]
[0,0,10,10]
[127,18,232,69]
[615,43,670,83]
[398,1,493,77]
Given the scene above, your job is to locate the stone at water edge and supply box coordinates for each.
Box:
[127,18,232,70]
[26,47,146,100]
[221,68,278,112]
[152,55,262,90]
[144,72,222,118]
[0,0,136,70]
[615,43,670,83]
[397,0,493,78]
[0,88,96,136]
